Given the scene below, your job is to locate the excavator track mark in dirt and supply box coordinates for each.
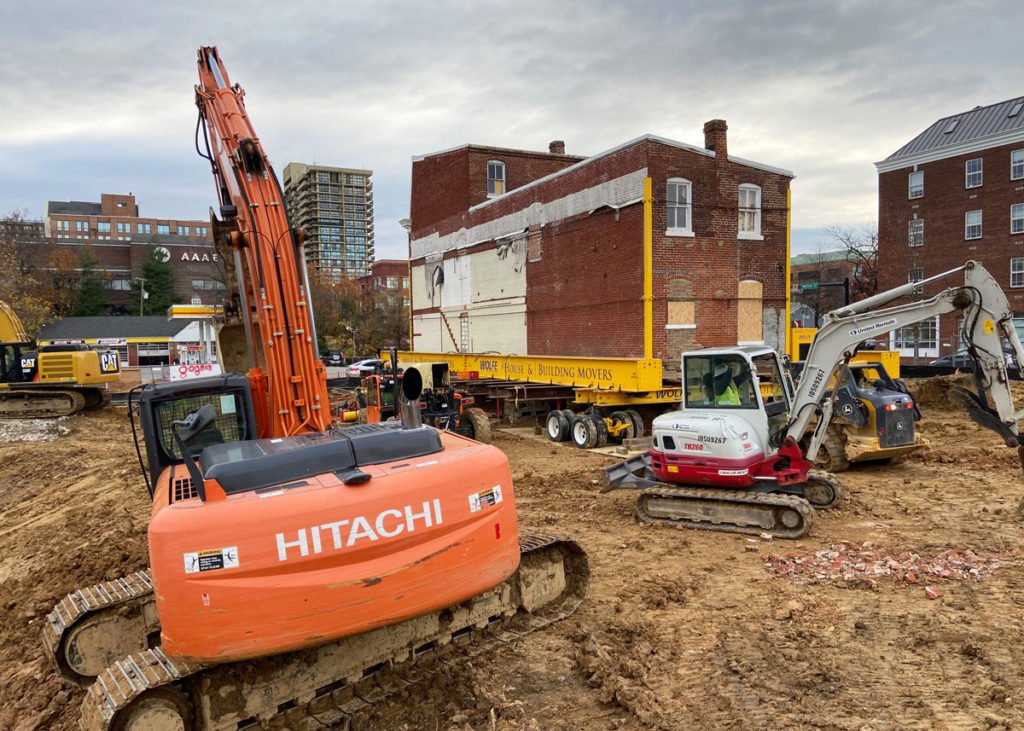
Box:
[51,535,588,730]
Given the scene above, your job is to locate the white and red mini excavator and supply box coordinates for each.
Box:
[604,261,1024,538]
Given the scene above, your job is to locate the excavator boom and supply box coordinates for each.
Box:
[195,46,329,437]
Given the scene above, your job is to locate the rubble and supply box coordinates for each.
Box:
[760,542,1021,589]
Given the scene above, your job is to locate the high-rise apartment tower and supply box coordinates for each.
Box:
[282,163,374,278]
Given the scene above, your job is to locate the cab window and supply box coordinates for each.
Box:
[683,355,756,408]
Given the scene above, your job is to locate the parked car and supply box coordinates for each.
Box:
[324,350,345,367]
[346,358,385,379]
[930,347,1019,376]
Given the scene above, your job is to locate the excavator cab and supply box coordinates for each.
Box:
[133,374,257,496]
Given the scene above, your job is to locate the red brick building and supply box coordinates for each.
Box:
[42,193,222,311]
[358,259,409,303]
[876,96,1024,360]
[408,122,794,361]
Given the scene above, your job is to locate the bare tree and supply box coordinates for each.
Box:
[824,223,879,301]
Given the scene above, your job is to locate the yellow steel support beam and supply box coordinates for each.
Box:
[573,387,682,406]
[785,187,792,357]
[397,351,664,392]
[643,176,653,360]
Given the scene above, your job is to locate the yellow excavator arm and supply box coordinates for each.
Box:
[0,300,28,343]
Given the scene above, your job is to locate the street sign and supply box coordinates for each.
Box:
[799,283,819,291]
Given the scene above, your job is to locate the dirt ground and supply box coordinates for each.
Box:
[2,376,1024,730]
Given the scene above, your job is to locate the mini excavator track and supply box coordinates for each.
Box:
[602,453,839,539]
[635,486,815,539]
[47,534,588,731]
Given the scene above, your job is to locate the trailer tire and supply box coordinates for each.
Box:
[592,414,609,448]
[545,409,571,442]
[625,409,644,437]
[608,411,635,442]
[571,414,598,449]
[460,407,492,444]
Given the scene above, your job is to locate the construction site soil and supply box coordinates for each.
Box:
[2,374,1024,730]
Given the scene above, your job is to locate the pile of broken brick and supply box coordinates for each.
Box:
[760,542,1022,596]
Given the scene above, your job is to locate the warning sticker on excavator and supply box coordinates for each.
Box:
[184,547,239,574]
[469,485,503,513]
[984,319,994,334]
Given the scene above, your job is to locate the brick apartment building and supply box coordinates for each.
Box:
[408,122,794,361]
[876,96,1024,360]
[34,193,223,312]
[359,259,409,304]
[358,259,411,348]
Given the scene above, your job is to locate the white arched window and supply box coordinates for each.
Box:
[666,178,693,236]
[487,161,505,197]
[738,184,762,240]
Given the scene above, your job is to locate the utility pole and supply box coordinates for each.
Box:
[137,277,147,316]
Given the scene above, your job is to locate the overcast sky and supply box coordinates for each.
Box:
[1,1,1020,259]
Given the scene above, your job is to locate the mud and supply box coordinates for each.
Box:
[2,375,1024,730]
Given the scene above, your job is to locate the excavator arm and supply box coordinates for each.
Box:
[0,300,28,344]
[194,46,330,437]
[787,261,1024,462]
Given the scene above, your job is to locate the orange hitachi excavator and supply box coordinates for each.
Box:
[42,47,588,730]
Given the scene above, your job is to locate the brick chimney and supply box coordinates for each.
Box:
[703,119,728,159]
[549,140,566,155]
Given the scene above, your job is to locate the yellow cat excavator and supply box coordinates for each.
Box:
[0,301,120,417]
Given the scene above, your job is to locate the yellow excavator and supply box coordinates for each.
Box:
[0,301,120,417]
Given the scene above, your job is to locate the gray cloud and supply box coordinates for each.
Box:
[2,0,1022,258]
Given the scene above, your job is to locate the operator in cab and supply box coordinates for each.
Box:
[713,364,742,405]
[696,359,752,406]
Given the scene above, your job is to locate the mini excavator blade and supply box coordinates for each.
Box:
[601,452,659,493]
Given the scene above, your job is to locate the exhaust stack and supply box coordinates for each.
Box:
[399,367,423,429]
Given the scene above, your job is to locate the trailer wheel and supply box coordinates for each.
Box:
[545,409,571,442]
[571,414,598,449]
[608,411,636,442]
[460,407,492,444]
[624,409,644,437]
[591,414,609,448]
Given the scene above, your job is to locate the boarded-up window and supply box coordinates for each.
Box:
[737,280,763,343]
[668,301,695,326]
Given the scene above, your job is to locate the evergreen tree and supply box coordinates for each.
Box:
[73,245,110,316]
[128,247,181,315]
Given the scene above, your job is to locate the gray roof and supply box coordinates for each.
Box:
[38,316,195,341]
[885,96,1024,161]
[790,250,863,267]
[47,200,103,216]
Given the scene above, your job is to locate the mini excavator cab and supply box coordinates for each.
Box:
[677,347,794,449]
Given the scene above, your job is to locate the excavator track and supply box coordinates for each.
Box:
[43,570,160,687]
[58,534,587,730]
[635,486,814,539]
[0,388,87,418]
